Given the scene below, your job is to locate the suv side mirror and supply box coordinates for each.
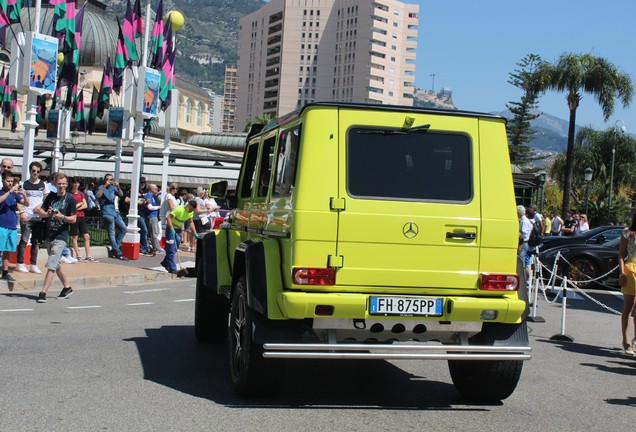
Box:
[208,180,228,199]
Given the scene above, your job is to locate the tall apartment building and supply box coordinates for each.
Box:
[236,0,418,130]
[222,66,238,132]
[206,89,224,132]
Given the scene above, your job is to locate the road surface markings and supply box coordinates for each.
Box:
[67,305,102,309]
[123,288,175,294]
[173,299,195,303]
[127,302,155,306]
[1,308,34,312]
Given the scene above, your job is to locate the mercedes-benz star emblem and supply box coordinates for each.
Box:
[402,222,419,239]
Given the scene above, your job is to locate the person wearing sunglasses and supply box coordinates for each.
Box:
[15,162,49,275]
[0,170,29,282]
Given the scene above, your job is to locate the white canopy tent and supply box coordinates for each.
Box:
[61,153,239,187]
[1,132,241,188]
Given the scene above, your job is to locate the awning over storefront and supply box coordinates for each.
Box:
[61,153,239,187]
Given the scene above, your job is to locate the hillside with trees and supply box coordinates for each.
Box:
[107,0,264,92]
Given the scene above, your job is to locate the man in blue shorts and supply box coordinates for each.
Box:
[0,171,29,282]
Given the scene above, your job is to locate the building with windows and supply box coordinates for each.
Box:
[206,89,225,132]
[236,0,418,130]
[222,66,238,132]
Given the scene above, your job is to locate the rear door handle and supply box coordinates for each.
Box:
[446,232,476,240]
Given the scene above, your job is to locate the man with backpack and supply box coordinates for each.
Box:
[526,205,544,289]
[527,205,544,249]
[517,205,533,285]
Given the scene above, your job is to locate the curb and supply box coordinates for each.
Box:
[1,246,191,293]
[4,270,180,293]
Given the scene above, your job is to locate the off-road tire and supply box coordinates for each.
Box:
[194,264,229,343]
[448,359,523,402]
[228,276,284,397]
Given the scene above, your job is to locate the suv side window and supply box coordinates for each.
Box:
[258,136,277,197]
[240,141,259,199]
[347,128,472,202]
[273,126,300,197]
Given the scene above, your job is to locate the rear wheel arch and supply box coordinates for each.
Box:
[230,240,284,316]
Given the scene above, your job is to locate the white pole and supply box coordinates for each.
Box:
[122,1,153,259]
[51,109,63,174]
[560,276,568,336]
[34,0,41,33]
[21,95,38,174]
[114,140,122,181]
[21,1,43,175]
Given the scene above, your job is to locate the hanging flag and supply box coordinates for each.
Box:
[122,0,139,62]
[2,72,11,117]
[59,3,85,88]
[160,37,176,111]
[64,80,77,110]
[6,0,24,24]
[73,87,86,132]
[50,0,67,41]
[113,17,128,92]
[97,57,112,118]
[132,0,144,39]
[51,80,61,109]
[71,3,85,64]
[10,90,17,132]
[36,95,48,124]
[0,8,10,28]
[87,86,98,134]
[149,0,164,70]
[0,66,5,108]
[52,0,76,49]
[35,94,50,137]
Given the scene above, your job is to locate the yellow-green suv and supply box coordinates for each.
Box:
[195,102,531,402]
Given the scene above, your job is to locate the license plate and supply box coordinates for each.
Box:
[369,296,443,317]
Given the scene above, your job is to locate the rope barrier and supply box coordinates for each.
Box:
[529,250,621,316]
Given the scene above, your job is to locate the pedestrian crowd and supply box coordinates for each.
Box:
[0,157,225,302]
[517,205,592,284]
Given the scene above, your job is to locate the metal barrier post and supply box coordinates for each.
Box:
[550,276,574,342]
[527,268,545,323]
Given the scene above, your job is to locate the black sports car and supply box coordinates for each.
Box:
[537,225,625,253]
[537,237,621,289]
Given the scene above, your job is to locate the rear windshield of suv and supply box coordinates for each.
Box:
[347,128,472,202]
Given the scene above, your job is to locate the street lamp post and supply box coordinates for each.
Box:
[539,171,547,214]
[608,120,625,220]
[584,167,593,216]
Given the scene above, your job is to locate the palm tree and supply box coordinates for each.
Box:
[243,113,277,132]
[535,53,633,215]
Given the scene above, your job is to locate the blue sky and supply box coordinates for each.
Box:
[413,0,636,130]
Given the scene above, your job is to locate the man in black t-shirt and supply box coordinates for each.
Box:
[35,173,77,303]
[561,211,577,237]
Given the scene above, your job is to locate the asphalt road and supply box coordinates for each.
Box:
[1,282,634,432]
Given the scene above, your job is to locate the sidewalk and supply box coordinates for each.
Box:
[0,246,197,293]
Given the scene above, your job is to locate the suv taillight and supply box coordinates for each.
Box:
[480,274,519,291]
[292,268,336,286]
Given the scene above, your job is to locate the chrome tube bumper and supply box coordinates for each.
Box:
[263,343,532,361]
